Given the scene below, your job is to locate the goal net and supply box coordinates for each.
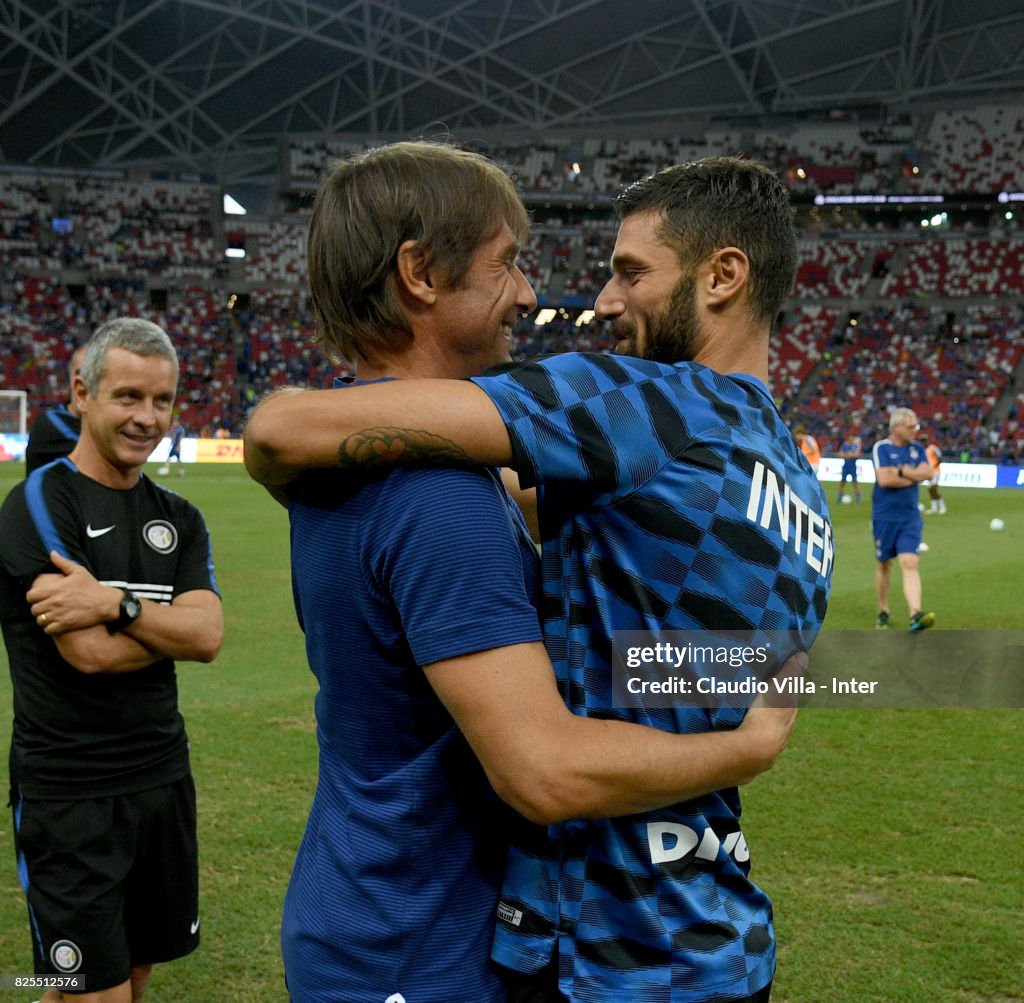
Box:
[0,389,28,435]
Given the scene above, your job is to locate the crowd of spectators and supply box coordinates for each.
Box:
[3,104,1024,459]
[790,304,1024,463]
[283,106,1023,201]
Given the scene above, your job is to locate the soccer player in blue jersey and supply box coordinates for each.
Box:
[158,420,186,476]
[837,429,863,503]
[871,407,936,631]
[247,154,829,1002]
[245,144,801,1003]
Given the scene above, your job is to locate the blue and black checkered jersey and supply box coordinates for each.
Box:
[871,438,927,520]
[472,353,832,1002]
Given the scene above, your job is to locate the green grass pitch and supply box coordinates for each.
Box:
[0,464,1021,1001]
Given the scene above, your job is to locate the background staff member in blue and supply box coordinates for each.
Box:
[837,429,863,504]
[0,318,223,1003]
[870,407,936,631]
[246,155,831,1003]
[24,345,86,474]
[158,420,186,477]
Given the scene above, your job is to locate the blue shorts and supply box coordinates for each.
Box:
[841,459,858,481]
[873,518,922,562]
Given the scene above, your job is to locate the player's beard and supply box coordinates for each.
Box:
[611,271,705,364]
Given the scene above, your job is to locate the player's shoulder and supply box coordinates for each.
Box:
[871,437,897,459]
[1,459,77,530]
[422,464,506,501]
[142,474,205,518]
[375,464,505,511]
[24,456,77,491]
[490,351,672,391]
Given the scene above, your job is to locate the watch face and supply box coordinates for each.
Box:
[123,594,143,621]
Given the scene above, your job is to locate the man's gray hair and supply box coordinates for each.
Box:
[79,318,179,396]
[889,407,916,432]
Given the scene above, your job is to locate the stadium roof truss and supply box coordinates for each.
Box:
[1,0,1023,183]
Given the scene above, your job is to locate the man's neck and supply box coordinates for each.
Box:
[67,442,141,490]
[693,326,770,384]
[356,346,477,382]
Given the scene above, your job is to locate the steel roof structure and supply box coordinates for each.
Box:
[2,0,1024,183]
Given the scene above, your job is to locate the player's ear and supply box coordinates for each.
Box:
[71,374,90,413]
[395,239,438,306]
[703,246,749,308]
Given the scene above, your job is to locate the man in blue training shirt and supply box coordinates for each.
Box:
[246,145,801,1003]
[158,420,186,477]
[24,345,85,474]
[870,407,936,631]
[837,429,862,504]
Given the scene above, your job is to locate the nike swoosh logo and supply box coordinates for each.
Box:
[190,917,200,935]
[86,524,115,538]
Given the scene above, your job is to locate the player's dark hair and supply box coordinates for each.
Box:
[80,318,179,396]
[308,140,529,366]
[614,156,797,325]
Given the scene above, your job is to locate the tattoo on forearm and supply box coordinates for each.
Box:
[337,428,476,469]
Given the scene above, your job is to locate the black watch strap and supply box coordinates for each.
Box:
[107,589,143,634]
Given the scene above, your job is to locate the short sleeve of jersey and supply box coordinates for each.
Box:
[370,466,542,667]
[872,440,900,470]
[168,502,219,597]
[0,481,52,584]
[472,353,688,500]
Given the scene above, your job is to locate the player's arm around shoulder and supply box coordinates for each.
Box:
[243,380,513,488]
[425,644,799,825]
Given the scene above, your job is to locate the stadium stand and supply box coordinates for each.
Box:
[2,104,1024,456]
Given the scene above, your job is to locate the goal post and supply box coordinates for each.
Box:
[0,389,28,435]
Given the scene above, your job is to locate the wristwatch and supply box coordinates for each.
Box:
[107,589,143,634]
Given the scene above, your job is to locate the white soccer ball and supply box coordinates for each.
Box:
[990,518,1005,532]
[918,541,929,552]
[841,495,853,505]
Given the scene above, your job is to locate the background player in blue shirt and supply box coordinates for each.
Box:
[24,344,85,474]
[871,407,936,631]
[837,429,863,504]
[158,420,186,476]
[246,144,800,1003]
[247,155,829,1003]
